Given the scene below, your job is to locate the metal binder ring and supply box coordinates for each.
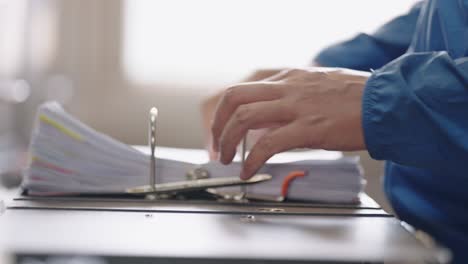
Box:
[149,107,158,191]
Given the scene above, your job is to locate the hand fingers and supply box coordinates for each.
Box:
[240,122,306,180]
[211,82,283,152]
[218,100,294,164]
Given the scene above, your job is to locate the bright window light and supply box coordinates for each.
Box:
[0,0,57,77]
[0,0,28,77]
[123,0,418,87]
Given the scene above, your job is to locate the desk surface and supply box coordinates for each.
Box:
[1,197,449,263]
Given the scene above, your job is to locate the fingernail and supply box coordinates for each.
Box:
[220,156,231,165]
[218,153,227,164]
[240,170,249,180]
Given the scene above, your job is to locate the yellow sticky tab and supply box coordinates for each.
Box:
[39,114,83,141]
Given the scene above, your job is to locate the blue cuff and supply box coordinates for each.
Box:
[362,72,388,161]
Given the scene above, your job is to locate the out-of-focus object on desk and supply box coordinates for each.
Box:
[0,79,30,189]
[0,134,25,189]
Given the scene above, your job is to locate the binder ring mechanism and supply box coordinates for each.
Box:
[126,107,272,199]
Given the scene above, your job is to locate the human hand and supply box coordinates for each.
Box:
[200,69,283,159]
[211,67,370,179]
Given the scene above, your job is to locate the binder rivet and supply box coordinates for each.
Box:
[240,215,256,222]
[146,194,157,200]
[186,167,210,180]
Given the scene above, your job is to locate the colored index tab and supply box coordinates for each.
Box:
[39,114,83,141]
[281,171,306,198]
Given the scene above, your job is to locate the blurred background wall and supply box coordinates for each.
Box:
[0,0,419,211]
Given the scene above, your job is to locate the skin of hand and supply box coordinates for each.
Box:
[210,67,371,180]
[200,69,283,159]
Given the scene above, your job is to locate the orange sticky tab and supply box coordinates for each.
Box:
[281,171,306,198]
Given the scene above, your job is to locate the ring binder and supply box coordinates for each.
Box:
[23,102,364,204]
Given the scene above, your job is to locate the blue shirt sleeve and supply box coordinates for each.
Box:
[314,2,423,71]
[362,51,468,173]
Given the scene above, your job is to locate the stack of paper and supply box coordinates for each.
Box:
[23,102,365,203]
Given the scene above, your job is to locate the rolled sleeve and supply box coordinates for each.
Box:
[361,51,468,172]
